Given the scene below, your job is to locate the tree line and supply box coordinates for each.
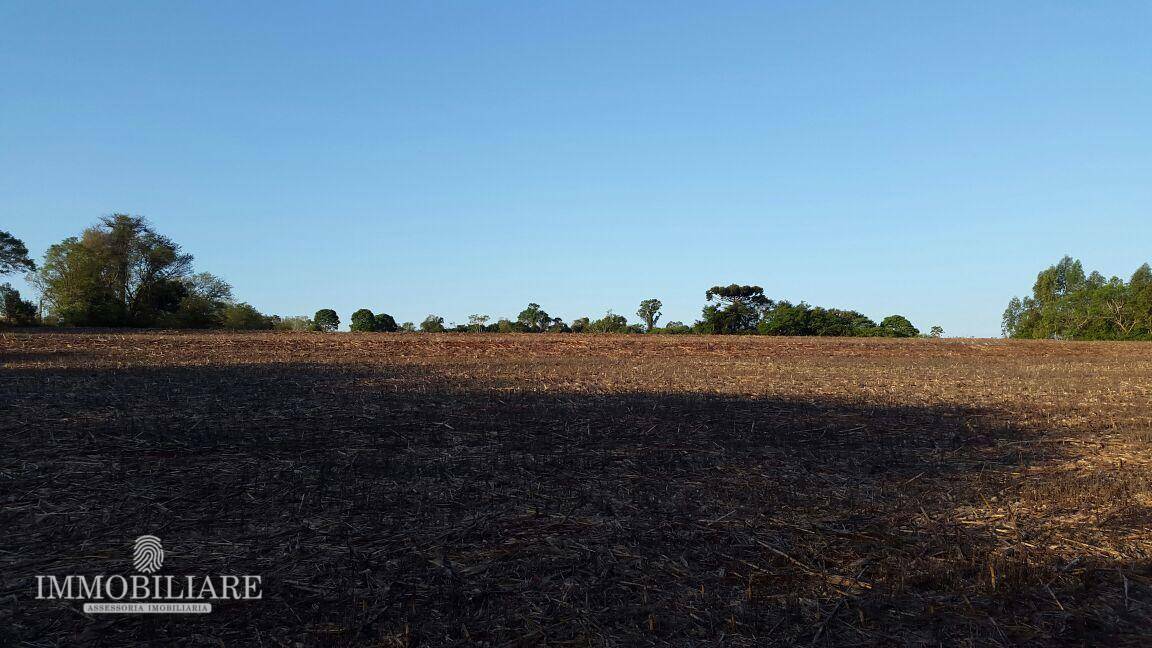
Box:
[1003,256,1152,340]
[3,216,936,337]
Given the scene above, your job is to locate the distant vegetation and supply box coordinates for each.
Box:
[4,217,935,336]
[1004,256,1152,340]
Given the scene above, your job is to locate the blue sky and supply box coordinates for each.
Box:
[2,2,1149,336]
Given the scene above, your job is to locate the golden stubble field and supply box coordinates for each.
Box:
[2,331,1150,646]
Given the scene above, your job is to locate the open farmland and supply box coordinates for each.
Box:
[2,331,1151,646]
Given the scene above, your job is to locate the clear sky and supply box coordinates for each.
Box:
[2,2,1149,336]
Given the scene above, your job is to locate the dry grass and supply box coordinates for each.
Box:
[1,331,1150,646]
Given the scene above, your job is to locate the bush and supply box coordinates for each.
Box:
[420,315,445,333]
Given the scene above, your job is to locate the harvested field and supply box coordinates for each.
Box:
[2,331,1151,646]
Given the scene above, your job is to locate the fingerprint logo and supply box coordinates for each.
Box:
[133,535,164,573]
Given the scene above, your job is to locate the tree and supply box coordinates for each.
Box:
[36,215,195,326]
[517,303,550,332]
[350,308,376,332]
[1131,264,1152,336]
[570,317,590,333]
[702,285,769,334]
[587,311,630,333]
[1004,257,1152,340]
[400,321,417,332]
[420,315,445,333]
[636,298,662,332]
[160,272,235,328]
[880,315,919,338]
[0,283,38,325]
[929,326,944,338]
[0,231,35,275]
[222,303,273,329]
[272,315,314,331]
[468,314,490,332]
[314,309,339,332]
[374,313,398,332]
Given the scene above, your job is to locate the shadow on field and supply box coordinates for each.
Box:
[1,362,1149,647]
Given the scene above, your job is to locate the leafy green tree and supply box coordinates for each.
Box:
[374,313,398,332]
[468,314,490,332]
[314,309,339,332]
[517,303,550,332]
[350,308,376,332]
[159,272,235,328]
[222,303,273,329]
[420,314,445,332]
[496,318,516,333]
[929,326,944,338]
[0,231,35,275]
[1131,263,1152,336]
[587,311,630,333]
[36,215,195,326]
[758,301,810,335]
[662,321,691,334]
[1004,257,1152,339]
[636,298,662,332]
[0,283,38,324]
[570,317,590,333]
[400,321,417,332]
[272,315,314,331]
[880,315,919,338]
[701,285,769,334]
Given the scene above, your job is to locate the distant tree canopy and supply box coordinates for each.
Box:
[468,314,489,332]
[636,299,662,332]
[517,303,551,333]
[700,285,769,334]
[314,309,340,332]
[375,313,398,332]
[587,311,630,334]
[880,315,920,338]
[350,308,400,332]
[691,284,920,337]
[31,215,281,329]
[1,283,38,325]
[420,314,446,333]
[19,218,931,337]
[1003,256,1152,339]
[350,308,376,332]
[0,231,35,275]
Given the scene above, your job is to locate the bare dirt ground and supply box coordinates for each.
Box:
[2,331,1150,646]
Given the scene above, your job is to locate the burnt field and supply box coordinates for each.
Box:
[2,331,1151,646]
